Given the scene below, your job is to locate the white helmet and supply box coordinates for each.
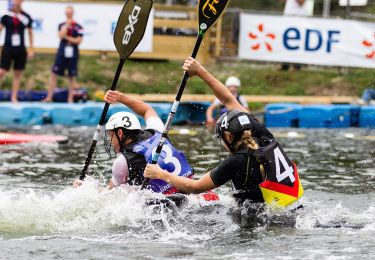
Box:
[225,76,241,88]
[105,112,141,131]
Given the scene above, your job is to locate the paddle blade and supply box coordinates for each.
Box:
[198,0,230,35]
[114,0,154,59]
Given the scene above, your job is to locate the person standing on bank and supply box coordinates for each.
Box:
[281,0,314,71]
[205,76,248,126]
[43,6,83,103]
[144,57,304,210]
[0,0,34,103]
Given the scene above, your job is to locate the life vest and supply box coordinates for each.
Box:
[127,131,193,193]
[251,141,304,208]
[220,95,244,115]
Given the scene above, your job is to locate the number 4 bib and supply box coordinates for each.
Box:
[253,141,304,207]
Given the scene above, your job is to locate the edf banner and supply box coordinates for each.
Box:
[239,14,375,69]
[0,0,154,53]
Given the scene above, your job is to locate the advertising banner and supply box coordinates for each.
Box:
[0,0,154,53]
[239,13,375,68]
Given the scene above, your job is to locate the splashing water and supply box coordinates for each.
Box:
[1,126,375,259]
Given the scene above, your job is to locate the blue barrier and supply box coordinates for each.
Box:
[149,103,171,123]
[299,105,358,128]
[359,106,375,128]
[21,105,50,125]
[0,101,373,128]
[50,104,84,126]
[174,102,210,125]
[81,103,105,126]
[265,103,301,127]
[0,105,22,125]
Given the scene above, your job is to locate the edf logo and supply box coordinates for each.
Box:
[248,24,341,53]
[283,28,340,53]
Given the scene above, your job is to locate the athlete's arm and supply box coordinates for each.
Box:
[27,27,34,58]
[66,35,82,45]
[144,164,217,194]
[105,90,158,120]
[0,24,3,36]
[205,102,217,124]
[183,57,246,112]
[58,24,68,39]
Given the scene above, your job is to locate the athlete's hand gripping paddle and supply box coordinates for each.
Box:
[141,0,230,189]
[80,0,153,180]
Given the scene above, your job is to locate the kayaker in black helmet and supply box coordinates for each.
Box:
[144,57,304,210]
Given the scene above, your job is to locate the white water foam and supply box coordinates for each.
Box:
[295,191,375,231]
[0,178,234,241]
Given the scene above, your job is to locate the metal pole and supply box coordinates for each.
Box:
[323,0,331,18]
[346,0,351,19]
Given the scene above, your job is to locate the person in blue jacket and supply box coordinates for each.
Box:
[43,6,83,103]
[74,90,193,195]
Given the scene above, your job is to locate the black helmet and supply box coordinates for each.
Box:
[216,109,252,152]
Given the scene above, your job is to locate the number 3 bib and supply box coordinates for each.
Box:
[133,132,193,193]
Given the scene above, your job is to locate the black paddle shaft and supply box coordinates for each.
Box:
[80,58,125,180]
[141,34,203,189]
[176,34,203,101]
[78,0,153,181]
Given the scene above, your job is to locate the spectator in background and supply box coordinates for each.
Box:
[284,0,314,16]
[0,0,34,103]
[281,0,314,71]
[206,76,248,126]
[43,6,83,103]
[358,88,375,105]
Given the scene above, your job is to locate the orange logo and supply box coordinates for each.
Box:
[202,0,219,19]
[362,33,375,59]
[248,23,276,52]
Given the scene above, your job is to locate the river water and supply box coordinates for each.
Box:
[0,126,374,260]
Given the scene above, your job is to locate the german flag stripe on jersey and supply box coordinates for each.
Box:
[259,164,304,207]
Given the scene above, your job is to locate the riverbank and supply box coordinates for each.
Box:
[1,53,373,104]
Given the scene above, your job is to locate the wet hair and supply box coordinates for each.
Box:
[233,130,259,151]
[115,128,141,142]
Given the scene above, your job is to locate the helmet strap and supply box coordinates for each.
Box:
[114,128,126,153]
[104,131,116,158]
[222,132,241,153]
[222,133,235,153]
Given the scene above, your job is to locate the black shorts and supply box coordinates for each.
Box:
[0,46,27,71]
[52,55,78,77]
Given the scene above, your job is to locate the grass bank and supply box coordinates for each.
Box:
[1,53,374,101]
